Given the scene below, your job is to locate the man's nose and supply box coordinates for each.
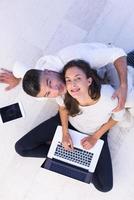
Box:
[51,85,58,90]
[48,82,58,90]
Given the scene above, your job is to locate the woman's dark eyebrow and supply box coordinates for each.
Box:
[65,74,82,79]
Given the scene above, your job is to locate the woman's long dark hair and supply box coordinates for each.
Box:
[62,59,101,116]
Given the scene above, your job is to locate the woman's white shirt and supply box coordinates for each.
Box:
[56,85,125,135]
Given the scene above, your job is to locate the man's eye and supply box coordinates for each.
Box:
[47,91,51,97]
[45,91,51,97]
[48,80,51,86]
[47,79,51,87]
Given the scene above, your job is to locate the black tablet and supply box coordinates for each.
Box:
[0,102,25,123]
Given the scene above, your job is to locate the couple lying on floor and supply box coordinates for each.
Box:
[1,42,134,192]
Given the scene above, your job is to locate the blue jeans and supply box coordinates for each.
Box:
[15,113,113,192]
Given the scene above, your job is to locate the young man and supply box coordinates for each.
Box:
[0,42,130,112]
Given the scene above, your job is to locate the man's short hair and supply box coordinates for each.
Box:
[22,69,43,97]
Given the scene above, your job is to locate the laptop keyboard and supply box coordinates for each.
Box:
[54,143,93,167]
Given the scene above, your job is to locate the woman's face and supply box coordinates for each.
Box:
[65,66,91,99]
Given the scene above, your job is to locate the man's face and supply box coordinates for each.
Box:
[37,70,66,98]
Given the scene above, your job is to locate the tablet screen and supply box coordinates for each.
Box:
[0,103,23,123]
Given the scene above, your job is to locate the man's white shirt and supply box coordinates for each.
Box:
[13,42,126,78]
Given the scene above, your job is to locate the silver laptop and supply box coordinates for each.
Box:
[42,125,104,183]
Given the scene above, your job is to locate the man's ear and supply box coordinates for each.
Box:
[88,77,92,86]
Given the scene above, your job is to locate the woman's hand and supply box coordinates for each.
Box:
[62,133,73,151]
[81,135,98,150]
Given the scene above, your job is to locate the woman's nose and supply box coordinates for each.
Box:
[72,80,77,87]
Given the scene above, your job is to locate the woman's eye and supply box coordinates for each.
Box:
[75,77,81,81]
[66,79,71,83]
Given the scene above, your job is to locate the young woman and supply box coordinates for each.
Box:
[58,59,126,192]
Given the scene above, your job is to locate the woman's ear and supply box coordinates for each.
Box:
[88,77,92,86]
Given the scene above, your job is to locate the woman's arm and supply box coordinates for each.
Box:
[81,117,118,150]
[59,106,73,150]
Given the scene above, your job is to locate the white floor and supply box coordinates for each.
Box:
[0,0,134,199]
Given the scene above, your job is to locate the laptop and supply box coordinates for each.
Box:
[41,125,104,183]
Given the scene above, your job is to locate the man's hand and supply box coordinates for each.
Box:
[62,133,73,151]
[112,85,127,112]
[112,56,128,112]
[0,68,21,90]
[81,135,97,150]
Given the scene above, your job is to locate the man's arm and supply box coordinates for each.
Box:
[0,68,21,90]
[0,61,33,91]
[112,56,128,112]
